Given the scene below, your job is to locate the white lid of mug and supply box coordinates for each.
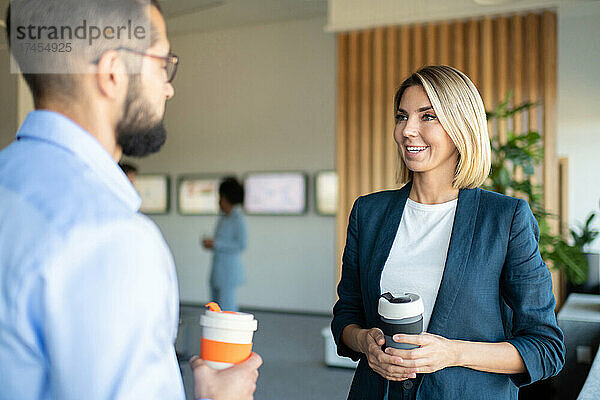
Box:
[200,310,258,332]
[378,293,424,320]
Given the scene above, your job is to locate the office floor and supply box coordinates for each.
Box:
[176,306,355,400]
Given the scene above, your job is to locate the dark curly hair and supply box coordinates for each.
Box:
[219,177,244,205]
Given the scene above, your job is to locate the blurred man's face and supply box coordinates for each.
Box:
[116,5,174,157]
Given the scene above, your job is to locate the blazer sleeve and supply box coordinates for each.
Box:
[213,214,247,253]
[331,197,366,361]
[501,199,566,386]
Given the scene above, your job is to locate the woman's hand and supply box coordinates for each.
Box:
[358,328,417,381]
[385,332,459,374]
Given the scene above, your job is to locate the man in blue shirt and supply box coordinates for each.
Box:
[0,1,261,399]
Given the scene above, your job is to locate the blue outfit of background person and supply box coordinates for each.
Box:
[203,177,247,311]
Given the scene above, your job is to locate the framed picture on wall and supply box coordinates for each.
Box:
[134,174,170,215]
[315,170,338,215]
[243,171,307,215]
[177,175,222,215]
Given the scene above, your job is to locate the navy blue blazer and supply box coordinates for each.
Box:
[332,183,565,400]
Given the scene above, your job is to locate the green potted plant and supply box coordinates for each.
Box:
[485,95,589,287]
[570,211,600,292]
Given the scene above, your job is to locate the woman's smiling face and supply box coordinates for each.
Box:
[394,85,459,177]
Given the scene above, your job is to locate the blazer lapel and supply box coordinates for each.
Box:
[366,182,412,309]
[427,187,480,335]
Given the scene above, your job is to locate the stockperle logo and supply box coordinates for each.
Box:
[9,0,151,74]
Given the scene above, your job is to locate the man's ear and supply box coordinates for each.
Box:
[96,50,128,100]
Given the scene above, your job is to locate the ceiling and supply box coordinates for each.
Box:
[0,0,328,38]
[162,0,328,35]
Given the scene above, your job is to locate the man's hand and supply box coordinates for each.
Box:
[189,353,262,400]
[202,238,215,249]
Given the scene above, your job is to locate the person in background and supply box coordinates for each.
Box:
[119,161,138,184]
[203,177,247,312]
[0,1,261,399]
[331,65,565,399]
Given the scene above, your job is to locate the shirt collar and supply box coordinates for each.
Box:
[16,110,142,212]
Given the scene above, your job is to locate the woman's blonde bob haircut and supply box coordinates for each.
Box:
[394,65,491,189]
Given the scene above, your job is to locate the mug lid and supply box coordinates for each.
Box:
[378,292,424,319]
[200,305,258,332]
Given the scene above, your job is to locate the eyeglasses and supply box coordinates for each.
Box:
[116,47,179,83]
[92,47,180,83]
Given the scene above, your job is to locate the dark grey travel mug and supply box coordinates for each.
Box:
[378,292,424,350]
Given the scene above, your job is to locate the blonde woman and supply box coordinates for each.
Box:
[331,65,564,400]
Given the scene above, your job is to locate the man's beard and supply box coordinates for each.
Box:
[116,75,167,157]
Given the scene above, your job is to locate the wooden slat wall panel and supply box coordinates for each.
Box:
[481,18,495,114]
[496,17,509,144]
[467,19,480,88]
[335,12,559,303]
[346,32,360,206]
[412,24,424,69]
[558,157,569,239]
[394,26,411,187]
[384,27,399,188]
[526,14,540,134]
[335,34,348,274]
[525,13,542,229]
[439,23,451,65]
[542,11,560,306]
[512,15,524,137]
[360,31,373,194]
[511,15,526,190]
[542,11,558,221]
[452,22,465,71]
[425,23,437,65]
[372,28,385,192]
[557,157,569,303]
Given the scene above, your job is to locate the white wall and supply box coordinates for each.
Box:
[557,1,600,252]
[0,50,17,149]
[16,73,34,127]
[0,50,34,149]
[130,16,337,313]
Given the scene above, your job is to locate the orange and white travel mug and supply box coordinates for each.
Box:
[199,303,258,370]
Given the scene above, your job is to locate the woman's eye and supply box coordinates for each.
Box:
[422,113,437,121]
[395,114,407,121]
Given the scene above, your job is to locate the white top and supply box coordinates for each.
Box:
[380,197,458,331]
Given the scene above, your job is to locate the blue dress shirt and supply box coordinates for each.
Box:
[0,111,185,399]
